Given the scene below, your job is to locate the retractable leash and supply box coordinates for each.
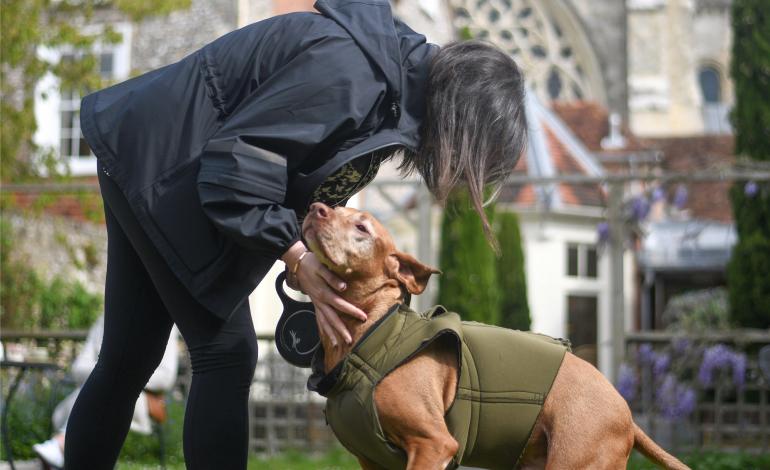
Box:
[274,271,414,368]
[274,271,320,368]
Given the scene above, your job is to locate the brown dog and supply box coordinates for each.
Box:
[301,202,689,470]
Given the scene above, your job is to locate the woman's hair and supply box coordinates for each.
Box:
[401,39,528,252]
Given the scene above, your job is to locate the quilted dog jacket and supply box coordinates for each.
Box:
[308,303,569,469]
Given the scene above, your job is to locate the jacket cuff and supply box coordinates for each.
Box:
[279,231,303,259]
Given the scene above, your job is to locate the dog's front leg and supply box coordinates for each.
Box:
[375,337,460,470]
[403,436,459,470]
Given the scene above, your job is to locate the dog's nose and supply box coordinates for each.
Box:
[310,202,330,219]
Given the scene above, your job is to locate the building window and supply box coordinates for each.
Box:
[447,0,599,103]
[567,294,598,366]
[698,64,731,134]
[698,66,721,103]
[566,243,598,278]
[34,23,132,176]
[59,52,115,163]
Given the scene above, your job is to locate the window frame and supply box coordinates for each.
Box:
[566,242,599,279]
[33,22,132,177]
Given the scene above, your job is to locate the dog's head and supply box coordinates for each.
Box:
[302,202,440,295]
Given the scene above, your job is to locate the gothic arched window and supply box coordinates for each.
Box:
[449,0,605,104]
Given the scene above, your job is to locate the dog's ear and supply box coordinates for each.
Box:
[387,251,441,295]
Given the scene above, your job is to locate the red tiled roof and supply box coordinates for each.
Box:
[501,100,735,220]
[641,135,736,222]
[545,126,605,207]
[551,101,609,151]
[500,123,604,208]
[551,100,647,152]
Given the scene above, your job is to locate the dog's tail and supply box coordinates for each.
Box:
[633,422,690,470]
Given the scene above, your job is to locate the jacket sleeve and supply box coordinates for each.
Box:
[197,33,385,257]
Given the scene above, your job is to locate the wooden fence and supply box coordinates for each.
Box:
[10,328,768,456]
[625,330,770,454]
[249,336,336,454]
[0,331,338,455]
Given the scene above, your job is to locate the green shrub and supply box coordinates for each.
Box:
[727,231,770,329]
[730,0,770,162]
[495,212,530,330]
[727,0,770,329]
[730,181,770,238]
[0,370,185,465]
[662,287,731,332]
[0,371,75,461]
[0,215,102,330]
[0,216,42,328]
[437,191,501,324]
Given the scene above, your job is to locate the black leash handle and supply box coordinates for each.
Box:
[274,271,315,311]
[274,271,320,368]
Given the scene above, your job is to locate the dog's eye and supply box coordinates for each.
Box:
[355,224,369,234]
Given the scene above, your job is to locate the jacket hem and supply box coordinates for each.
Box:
[80,93,121,182]
[81,94,253,322]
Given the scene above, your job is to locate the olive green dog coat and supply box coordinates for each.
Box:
[308,303,569,469]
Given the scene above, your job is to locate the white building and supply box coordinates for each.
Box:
[494,94,638,376]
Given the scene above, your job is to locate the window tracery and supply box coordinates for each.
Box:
[448,0,598,103]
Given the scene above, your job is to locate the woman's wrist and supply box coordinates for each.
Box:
[280,240,307,267]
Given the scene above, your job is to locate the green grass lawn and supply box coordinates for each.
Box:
[628,449,770,470]
[116,448,770,470]
[247,448,359,470]
[116,447,359,470]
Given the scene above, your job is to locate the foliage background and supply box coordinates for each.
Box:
[437,191,501,324]
[727,0,770,329]
[495,212,531,330]
[437,192,531,328]
[0,215,102,329]
[1,0,191,182]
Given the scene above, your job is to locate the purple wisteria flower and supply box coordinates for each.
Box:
[678,386,697,419]
[657,374,697,419]
[673,185,688,210]
[617,363,638,402]
[638,343,656,365]
[653,352,671,377]
[652,187,666,203]
[597,222,610,244]
[631,196,651,222]
[744,181,758,198]
[698,344,747,389]
[672,337,691,354]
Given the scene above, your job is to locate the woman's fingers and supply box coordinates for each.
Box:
[292,252,366,344]
[311,261,367,321]
[318,265,347,292]
[320,304,353,345]
[328,296,367,322]
[315,308,339,347]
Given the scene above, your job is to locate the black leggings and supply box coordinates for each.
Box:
[64,165,259,469]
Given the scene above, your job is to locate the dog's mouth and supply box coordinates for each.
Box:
[302,225,343,271]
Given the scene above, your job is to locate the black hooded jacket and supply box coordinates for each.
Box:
[80,0,438,321]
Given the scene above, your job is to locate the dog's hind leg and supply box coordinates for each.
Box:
[539,354,635,470]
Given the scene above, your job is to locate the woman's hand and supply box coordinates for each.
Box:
[281,242,367,346]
